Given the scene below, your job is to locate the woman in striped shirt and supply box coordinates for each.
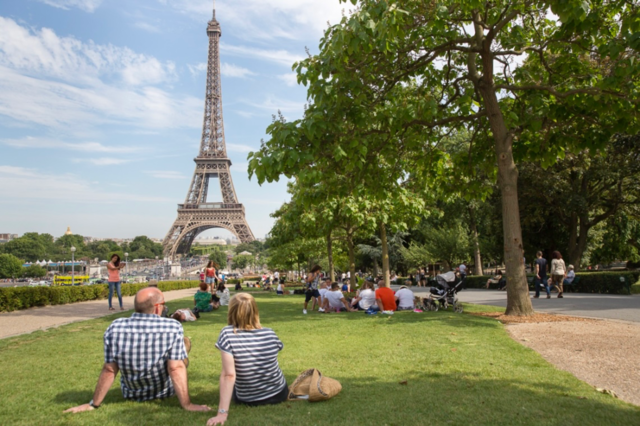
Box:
[207,293,288,425]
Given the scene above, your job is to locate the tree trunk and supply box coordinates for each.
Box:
[326,232,335,281]
[380,223,390,287]
[568,215,590,270]
[477,78,533,316]
[372,261,379,278]
[346,233,357,288]
[469,206,483,276]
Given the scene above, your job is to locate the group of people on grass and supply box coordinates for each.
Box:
[484,251,575,298]
[173,261,230,321]
[65,287,287,426]
[302,265,417,314]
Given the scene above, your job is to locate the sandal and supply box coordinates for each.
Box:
[109,307,115,311]
[120,307,125,310]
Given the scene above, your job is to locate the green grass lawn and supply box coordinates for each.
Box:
[0,293,638,425]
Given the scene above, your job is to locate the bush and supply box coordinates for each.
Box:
[0,280,200,312]
[225,278,244,285]
[462,272,640,294]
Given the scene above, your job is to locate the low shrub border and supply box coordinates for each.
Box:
[0,280,200,313]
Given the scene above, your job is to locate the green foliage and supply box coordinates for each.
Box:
[0,254,24,279]
[234,241,265,255]
[0,281,200,312]
[232,254,255,270]
[22,264,47,278]
[207,247,228,268]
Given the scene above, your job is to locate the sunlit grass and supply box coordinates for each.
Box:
[0,293,637,425]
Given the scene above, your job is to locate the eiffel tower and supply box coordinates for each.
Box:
[163,4,255,259]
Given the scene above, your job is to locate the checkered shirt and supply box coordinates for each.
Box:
[104,313,187,401]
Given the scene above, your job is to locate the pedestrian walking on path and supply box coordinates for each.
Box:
[550,251,567,298]
[533,251,550,299]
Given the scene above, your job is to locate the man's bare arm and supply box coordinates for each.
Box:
[63,362,119,413]
[167,359,210,412]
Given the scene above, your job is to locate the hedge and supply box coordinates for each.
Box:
[0,280,200,313]
[461,272,640,294]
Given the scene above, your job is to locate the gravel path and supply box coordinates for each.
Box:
[0,287,198,339]
[507,319,640,406]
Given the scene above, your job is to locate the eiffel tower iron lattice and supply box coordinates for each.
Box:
[163,5,255,259]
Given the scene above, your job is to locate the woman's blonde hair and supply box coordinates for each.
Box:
[227,293,261,332]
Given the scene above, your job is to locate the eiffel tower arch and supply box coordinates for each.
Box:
[163,5,255,259]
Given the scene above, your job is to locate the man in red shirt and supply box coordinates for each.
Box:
[375,280,397,312]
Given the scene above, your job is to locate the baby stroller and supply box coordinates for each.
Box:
[422,271,465,313]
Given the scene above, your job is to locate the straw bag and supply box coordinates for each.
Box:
[287,369,342,402]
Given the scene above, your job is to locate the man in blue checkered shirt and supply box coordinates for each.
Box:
[64,287,210,413]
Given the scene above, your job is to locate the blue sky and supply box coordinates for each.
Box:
[0,0,345,240]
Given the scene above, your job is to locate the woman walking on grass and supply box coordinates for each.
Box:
[205,261,220,288]
[207,293,288,426]
[550,251,567,298]
[107,254,126,311]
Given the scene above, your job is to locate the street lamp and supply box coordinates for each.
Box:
[70,246,76,286]
[94,257,99,278]
[155,256,159,279]
[124,252,129,278]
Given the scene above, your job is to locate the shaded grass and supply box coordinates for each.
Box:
[0,293,638,425]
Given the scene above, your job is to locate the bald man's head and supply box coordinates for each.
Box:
[134,287,164,314]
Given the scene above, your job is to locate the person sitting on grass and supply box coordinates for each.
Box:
[319,282,354,313]
[375,280,397,312]
[172,308,197,322]
[216,282,231,306]
[564,265,576,287]
[64,287,210,414]
[276,279,285,295]
[194,282,215,316]
[350,281,377,311]
[395,285,415,311]
[319,278,331,306]
[206,293,288,426]
[486,270,503,289]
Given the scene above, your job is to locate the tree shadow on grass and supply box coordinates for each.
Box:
[53,371,640,426]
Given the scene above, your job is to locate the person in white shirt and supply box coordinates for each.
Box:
[458,263,467,278]
[350,281,377,310]
[395,286,415,310]
[341,272,346,283]
[320,283,353,313]
[276,280,285,295]
[318,278,331,305]
[172,308,197,322]
[215,282,230,306]
[564,265,576,285]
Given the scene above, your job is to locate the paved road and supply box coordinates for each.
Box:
[398,286,640,323]
[0,287,198,339]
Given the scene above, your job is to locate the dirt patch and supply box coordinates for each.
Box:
[471,311,600,324]
[507,319,640,407]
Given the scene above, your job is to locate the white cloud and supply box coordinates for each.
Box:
[226,143,253,153]
[188,62,207,76]
[278,73,298,87]
[221,63,255,78]
[72,157,133,166]
[159,0,345,42]
[38,0,103,13]
[0,16,175,86]
[221,43,304,67]
[0,165,170,203]
[0,17,200,129]
[241,95,304,113]
[2,136,139,153]
[145,170,187,179]
[133,22,161,33]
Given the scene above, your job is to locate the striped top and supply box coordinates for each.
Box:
[215,326,286,402]
[104,313,187,401]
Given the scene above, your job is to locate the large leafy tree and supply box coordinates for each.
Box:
[250,0,639,315]
[0,254,24,280]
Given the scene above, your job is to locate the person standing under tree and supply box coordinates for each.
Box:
[303,265,322,315]
[533,251,550,299]
[107,254,126,311]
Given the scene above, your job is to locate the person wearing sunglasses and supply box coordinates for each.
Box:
[64,287,210,414]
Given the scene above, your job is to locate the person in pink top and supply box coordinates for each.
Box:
[107,254,126,310]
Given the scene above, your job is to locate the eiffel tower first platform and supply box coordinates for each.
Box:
[163,5,255,259]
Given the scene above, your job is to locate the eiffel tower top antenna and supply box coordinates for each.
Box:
[212,0,216,19]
